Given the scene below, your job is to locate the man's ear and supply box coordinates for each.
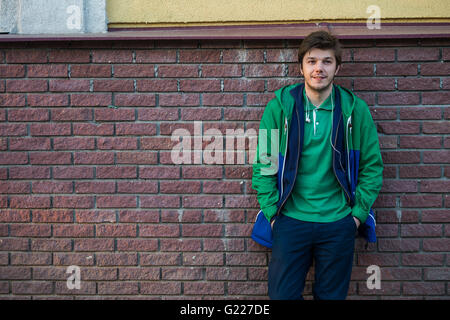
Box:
[335,64,341,75]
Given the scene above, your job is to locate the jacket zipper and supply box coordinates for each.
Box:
[346,117,353,196]
[333,114,351,204]
[275,106,300,217]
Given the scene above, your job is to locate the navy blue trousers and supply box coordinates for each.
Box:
[268,213,356,300]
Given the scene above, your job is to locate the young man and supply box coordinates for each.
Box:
[251,30,383,299]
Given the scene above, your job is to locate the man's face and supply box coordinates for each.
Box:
[300,48,340,93]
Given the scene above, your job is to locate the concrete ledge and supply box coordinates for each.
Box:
[0,23,449,41]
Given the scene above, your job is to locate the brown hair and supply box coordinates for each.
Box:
[298,30,342,68]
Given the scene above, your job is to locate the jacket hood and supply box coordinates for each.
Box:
[273,83,357,119]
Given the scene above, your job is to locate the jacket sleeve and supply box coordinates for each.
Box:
[251,99,281,222]
[352,103,384,223]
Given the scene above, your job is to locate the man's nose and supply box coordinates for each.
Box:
[314,61,325,71]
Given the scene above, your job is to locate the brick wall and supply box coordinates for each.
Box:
[0,38,448,299]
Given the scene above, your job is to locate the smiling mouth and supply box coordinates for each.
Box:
[313,76,326,80]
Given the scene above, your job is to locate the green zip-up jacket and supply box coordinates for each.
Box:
[252,83,383,239]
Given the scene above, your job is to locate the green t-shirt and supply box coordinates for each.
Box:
[281,87,352,223]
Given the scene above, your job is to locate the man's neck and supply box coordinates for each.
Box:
[304,84,333,107]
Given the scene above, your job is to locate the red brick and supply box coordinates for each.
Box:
[222,49,264,63]
[0,123,27,136]
[51,108,92,121]
[70,65,112,77]
[420,62,450,76]
[202,64,242,77]
[30,123,71,136]
[115,123,157,135]
[397,78,440,91]
[97,137,138,150]
[223,79,265,92]
[158,65,199,78]
[139,166,180,179]
[180,107,222,121]
[159,93,200,106]
[136,79,177,92]
[184,282,224,295]
[140,282,181,295]
[399,165,441,178]
[73,123,114,136]
[423,150,450,163]
[32,181,72,193]
[138,108,178,121]
[92,50,133,63]
[32,210,73,223]
[179,50,221,63]
[400,195,442,208]
[5,49,47,63]
[116,152,158,164]
[399,136,442,149]
[402,254,445,266]
[354,78,395,91]
[12,281,53,295]
[53,137,95,150]
[4,136,39,151]
[245,64,284,77]
[113,64,155,77]
[96,166,137,179]
[73,152,114,164]
[403,282,445,295]
[114,93,156,106]
[135,50,177,63]
[0,238,29,251]
[183,195,223,208]
[398,48,439,61]
[75,181,115,194]
[423,122,450,134]
[0,94,26,107]
[96,196,136,208]
[381,151,420,164]
[160,238,202,251]
[28,64,67,78]
[116,239,158,251]
[160,180,201,193]
[0,267,31,280]
[378,92,420,105]
[52,195,94,208]
[49,49,90,63]
[354,48,395,61]
[0,65,25,77]
[118,267,159,280]
[53,166,94,179]
[140,195,180,208]
[71,93,112,107]
[76,210,116,223]
[140,224,180,237]
[29,152,71,165]
[74,239,114,251]
[27,93,68,106]
[10,224,51,237]
[49,79,90,92]
[10,252,52,265]
[6,79,47,92]
[399,107,442,120]
[9,196,50,209]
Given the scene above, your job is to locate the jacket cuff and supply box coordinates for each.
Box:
[262,205,278,222]
[352,204,369,224]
